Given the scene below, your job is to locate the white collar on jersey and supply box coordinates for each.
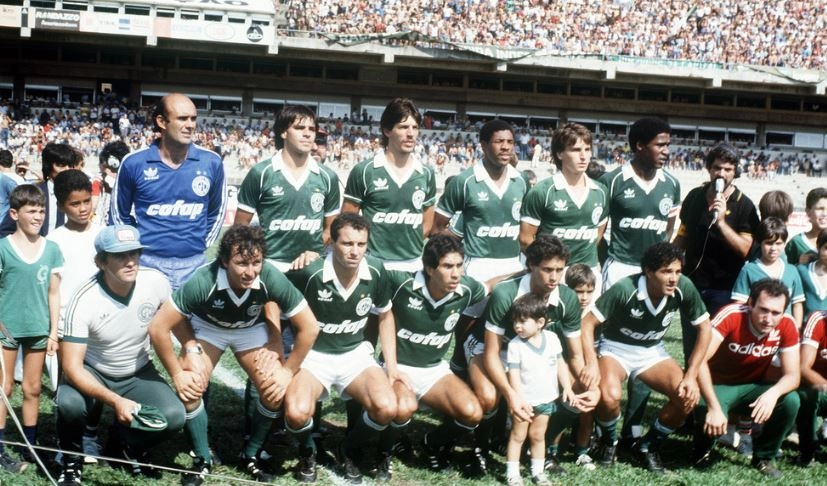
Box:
[270,150,321,174]
[518,274,560,306]
[217,267,261,290]
[371,151,425,174]
[621,163,666,182]
[472,161,521,183]
[636,275,668,316]
[412,270,465,299]
[321,252,372,283]
[551,172,600,191]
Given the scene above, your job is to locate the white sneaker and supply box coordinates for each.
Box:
[506,475,525,486]
[575,453,597,471]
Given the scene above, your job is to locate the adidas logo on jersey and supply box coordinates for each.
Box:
[623,188,635,198]
[373,178,389,190]
[397,329,451,349]
[408,297,423,310]
[317,289,333,302]
[477,191,489,202]
[212,299,225,309]
[553,199,567,211]
[271,186,285,197]
[727,342,778,357]
[630,308,644,319]
[143,167,159,181]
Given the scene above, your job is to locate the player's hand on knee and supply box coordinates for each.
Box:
[506,391,533,423]
[259,366,292,403]
[181,352,210,385]
[749,390,779,424]
[579,363,600,390]
[573,389,600,412]
[388,369,414,393]
[677,378,700,409]
[173,370,206,402]
[254,345,284,377]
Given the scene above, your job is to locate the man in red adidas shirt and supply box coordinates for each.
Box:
[799,310,827,465]
[695,279,800,478]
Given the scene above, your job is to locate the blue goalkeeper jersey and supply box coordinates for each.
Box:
[111,140,226,258]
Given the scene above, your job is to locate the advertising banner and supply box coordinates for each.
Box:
[33,8,80,31]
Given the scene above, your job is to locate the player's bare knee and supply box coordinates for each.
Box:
[599,382,622,406]
[21,380,41,399]
[285,400,314,427]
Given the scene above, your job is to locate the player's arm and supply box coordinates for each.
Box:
[421,204,435,238]
[61,341,140,425]
[518,221,538,251]
[341,200,360,214]
[751,343,800,424]
[233,208,254,225]
[713,215,753,259]
[801,343,827,391]
[666,213,678,241]
[322,213,337,247]
[47,273,60,354]
[111,163,136,226]
[378,309,411,390]
[792,302,804,331]
[484,329,531,422]
[698,329,727,436]
[679,318,711,408]
[282,305,318,376]
[204,166,227,248]
[578,311,601,389]
[147,301,206,400]
[556,356,577,406]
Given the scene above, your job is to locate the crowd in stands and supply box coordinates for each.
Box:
[283,0,826,70]
[0,97,824,183]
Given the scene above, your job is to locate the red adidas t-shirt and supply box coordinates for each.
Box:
[708,303,799,385]
[803,311,827,379]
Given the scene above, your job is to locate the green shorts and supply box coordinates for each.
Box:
[533,401,558,416]
[0,335,47,351]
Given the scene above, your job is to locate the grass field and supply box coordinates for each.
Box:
[1,319,826,485]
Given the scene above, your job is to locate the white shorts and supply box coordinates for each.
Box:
[464,256,524,283]
[601,257,640,293]
[598,338,671,380]
[392,361,452,401]
[383,257,422,273]
[301,341,381,399]
[463,333,485,365]
[192,318,267,354]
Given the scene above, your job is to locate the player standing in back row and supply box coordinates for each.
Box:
[343,98,436,272]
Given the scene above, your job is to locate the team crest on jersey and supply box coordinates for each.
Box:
[477,191,489,202]
[310,193,325,213]
[623,188,635,198]
[591,206,603,225]
[511,201,522,221]
[317,289,333,302]
[412,189,426,210]
[247,304,262,317]
[553,199,567,211]
[408,297,423,310]
[192,173,211,197]
[373,178,389,190]
[658,197,673,216]
[662,311,678,328]
[630,308,644,319]
[271,186,285,197]
[212,299,225,309]
[355,297,373,316]
[143,167,159,181]
[444,312,460,332]
[138,302,156,323]
[37,265,49,283]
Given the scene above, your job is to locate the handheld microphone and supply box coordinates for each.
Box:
[710,178,725,225]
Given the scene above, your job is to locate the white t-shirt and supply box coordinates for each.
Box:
[507,330,563,406]
[48,223,102,314]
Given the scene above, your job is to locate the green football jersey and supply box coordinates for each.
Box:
[387,271,486,367]
[786,233,816,265]
[594,274,708,347]
[172,260,306,329]
[287,254,390,354]
[521,173,608,266]
[599,165,680,265]
[731,260,804,313]
[478,274,582,348]
[0,238,63,338]
[344,153,437,262]
[237,154,340,262]
[436,163,526,259]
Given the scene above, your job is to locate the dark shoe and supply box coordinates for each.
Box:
[632,442,666,474]
[57,462,82,486]
[125,449,161,478]
[422,433,449,472]
[797,450,815,468]
[752,458,782,479]
[465,447,487,478]
[693,435,716,469]
[181,457,211,486]
[595,441,617,467]
[543,455,566,475]
[374,452,392,481]
[296,449,317,483]
[245,454,274,483]
[336,444,363,484]
[391,432,413,460]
